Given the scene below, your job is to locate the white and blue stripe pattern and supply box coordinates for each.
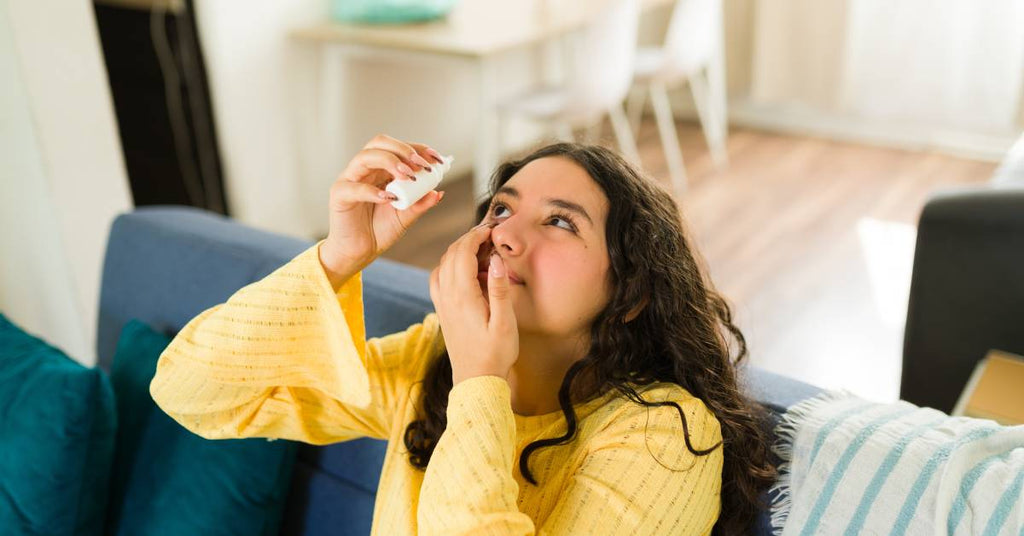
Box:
[769,391,1024,535]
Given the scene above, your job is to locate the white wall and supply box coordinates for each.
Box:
[192,0,552,240]
[0,0,132,367]
[738,0,1024,159]
[191,0,327,239]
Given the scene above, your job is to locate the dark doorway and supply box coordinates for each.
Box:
[94,0,229,215]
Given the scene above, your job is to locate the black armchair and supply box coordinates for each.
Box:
[901,179,1024,413]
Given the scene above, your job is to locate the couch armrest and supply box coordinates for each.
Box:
[901,186,1024,413]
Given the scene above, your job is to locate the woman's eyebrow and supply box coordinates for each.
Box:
[494,185,594,226]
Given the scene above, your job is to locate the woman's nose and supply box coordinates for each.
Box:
[490,217,524,255]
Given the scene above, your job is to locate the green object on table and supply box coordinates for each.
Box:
[330,0,460,24]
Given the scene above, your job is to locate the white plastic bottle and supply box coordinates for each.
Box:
[386,154,454,210]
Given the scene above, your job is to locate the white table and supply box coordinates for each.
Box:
[291,0,672,199]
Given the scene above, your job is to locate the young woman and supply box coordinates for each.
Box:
[151,134,776,535]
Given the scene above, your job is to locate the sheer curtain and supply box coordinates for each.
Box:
[750,0,1024,136]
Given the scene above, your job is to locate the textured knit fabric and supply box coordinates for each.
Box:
[150,240,724,535]
[769,391,1024,536]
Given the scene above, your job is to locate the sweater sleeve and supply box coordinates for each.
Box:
[417,379,723,536]
[149,239,442,445]
[417,376,534,534]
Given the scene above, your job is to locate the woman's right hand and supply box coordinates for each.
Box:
[319,134,446,289]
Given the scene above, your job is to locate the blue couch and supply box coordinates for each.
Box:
[96,205,825,535]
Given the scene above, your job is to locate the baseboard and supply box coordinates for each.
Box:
[722,99,1018,163]
[660,89,1020,162]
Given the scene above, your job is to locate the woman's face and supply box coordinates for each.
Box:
[476,156,612,337]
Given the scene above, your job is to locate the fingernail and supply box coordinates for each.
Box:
[427,148,444,162]
[398,162,414,176]
[411,153,431,168]
[438,191,446,201]
[489,254,505,278]
[378,190,390,199]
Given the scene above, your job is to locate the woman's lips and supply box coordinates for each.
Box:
[476,264,524,285]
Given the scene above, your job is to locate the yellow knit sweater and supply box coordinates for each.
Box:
[150,240,723,535]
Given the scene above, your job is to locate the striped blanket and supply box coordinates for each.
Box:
[769,390,1024,536]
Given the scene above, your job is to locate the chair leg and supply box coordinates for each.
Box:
[649,81,688,196]
[708,31,729,167]
[607,103,641,167]
[691,66,728,169]
[625,85,647,135]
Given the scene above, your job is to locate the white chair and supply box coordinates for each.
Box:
[493,0,641,167]
[627,0,728,195]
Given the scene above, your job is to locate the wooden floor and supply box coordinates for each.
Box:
[381,119,996,402]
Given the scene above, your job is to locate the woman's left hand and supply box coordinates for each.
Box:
[429,223,519,386]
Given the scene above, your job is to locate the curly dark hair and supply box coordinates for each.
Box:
[403,141,777,535]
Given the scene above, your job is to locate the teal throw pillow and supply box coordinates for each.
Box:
[105,319,298,536]
[0,312,117,536]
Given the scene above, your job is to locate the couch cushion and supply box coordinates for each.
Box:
[105,319,298,536]
[0,313,117,536]
[739,365,826,536]
[741,365,825,417]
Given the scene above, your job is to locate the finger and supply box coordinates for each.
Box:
[394,189,444,230]
[453,225,493,286]
[364,134,434,172]
[409,142,445,165]
[329,179,399,211]
[429,265,441,311]
[348,148,418,184]
[439,224,490,303]
[438,240,457,304]
[439,223,490,301]
[487,253,515,329]
[439,225,479,302]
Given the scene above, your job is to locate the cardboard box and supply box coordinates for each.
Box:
[952,349,1024,425]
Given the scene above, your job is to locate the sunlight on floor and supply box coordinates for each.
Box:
[753,217,918,404]
[856,218,917,328]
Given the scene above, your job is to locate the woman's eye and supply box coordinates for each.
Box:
[550,216,575,232]
[491,204,509,218]
[490,203,576,233]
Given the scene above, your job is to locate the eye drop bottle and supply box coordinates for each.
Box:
[386,154,454,210]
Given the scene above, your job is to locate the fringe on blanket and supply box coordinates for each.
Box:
[767,389,863,536]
